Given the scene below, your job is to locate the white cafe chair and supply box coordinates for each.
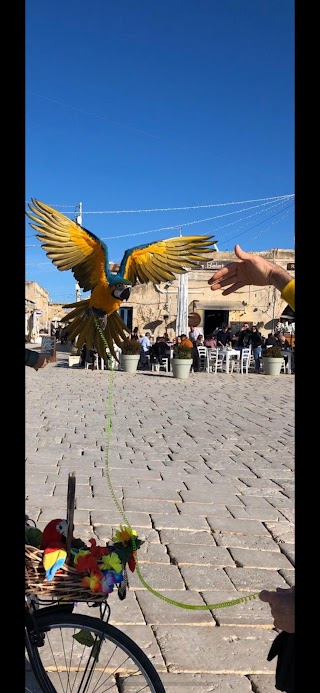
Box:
[206,348,225,374]
[151,357,169,372]
[197,346,208,372]
[230,347,252,375]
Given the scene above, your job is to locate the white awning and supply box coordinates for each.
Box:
[194,302,244,311]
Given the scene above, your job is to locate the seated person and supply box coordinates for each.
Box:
[180,334,200,372]
[216,324,232,348]
[265,332,278,347]
[277,333,291,350]
[150,336,168,365]
[204,333,216,348]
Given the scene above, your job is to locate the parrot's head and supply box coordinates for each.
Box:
[40,518,68,549]
[110,277,132,301]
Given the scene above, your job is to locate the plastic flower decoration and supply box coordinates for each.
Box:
[82,569,103,593]
[67,525,144,596]
[101,571,118,594]
[113,525,137,546]
[100,552,122,573]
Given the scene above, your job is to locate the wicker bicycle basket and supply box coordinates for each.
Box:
[25,472,107,602]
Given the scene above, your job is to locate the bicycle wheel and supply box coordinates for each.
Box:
[26,610,165,692]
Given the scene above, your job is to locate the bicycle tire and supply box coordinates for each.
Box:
[26,610,165,692]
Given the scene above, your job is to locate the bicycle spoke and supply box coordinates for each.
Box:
[26,612,164,692]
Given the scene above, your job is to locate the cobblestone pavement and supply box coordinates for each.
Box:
[25,344,294,692]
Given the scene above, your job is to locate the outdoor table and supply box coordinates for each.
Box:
[206,348,241,374]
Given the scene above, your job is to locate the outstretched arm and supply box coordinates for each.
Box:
[208,244,293,295]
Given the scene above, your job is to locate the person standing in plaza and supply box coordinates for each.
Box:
[138,332,151,368]
[250,325,264,373]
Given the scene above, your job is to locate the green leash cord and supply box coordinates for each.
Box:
[94,320,258,610]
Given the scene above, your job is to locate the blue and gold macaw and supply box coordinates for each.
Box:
[27,199,217,360]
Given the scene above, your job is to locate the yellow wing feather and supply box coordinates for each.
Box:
[27,199,108,292]
[121,235,215,286]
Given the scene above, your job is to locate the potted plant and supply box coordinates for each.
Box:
[120,338,142,373]
[171,344,193,379]
[262,345,284,376]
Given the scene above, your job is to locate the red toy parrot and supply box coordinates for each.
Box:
[40,518,68,581]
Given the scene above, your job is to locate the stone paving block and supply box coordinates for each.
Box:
[168,544,235,567]
[278,569,295,586]
[228,506,288,521]
[179,566,236,592]
[123,484,183,501]
[138,543,170,563]
[236,497,273,509]
[265,495,294,508]
[224,568,289,591]
[207,518,270,536]
[136,590,215,625]
[76,593,145,625]
[125,563,185,590]
[279,543,295,565]
[111,623,167,669]
[181,490,243,504]
[153,625,277,672]
[264,522,295,544]
[276,507,294,523]
[248,674,279,693]
[159,529,216,545]
[179,504,234,517]
[152,514,210,531]
[75,496,123,509]
[202,591,274,626]
[53,483,94,497]
[158,673,257,692]
[124,499,180,513]
[228,548,293,570]
[25,506,42,522]
[37,508,91,524]
[214,534,280,552]
[26,457,61,467]
[92,511,153,528]
[26,482,55,496]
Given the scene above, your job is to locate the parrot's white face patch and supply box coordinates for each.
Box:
[56,519,68,537]
[113,284,131,301]
[113,283,128,298]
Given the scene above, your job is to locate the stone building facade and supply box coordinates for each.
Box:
[25,248,294,341]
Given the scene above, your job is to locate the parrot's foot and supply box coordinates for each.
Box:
[88,307,108,327]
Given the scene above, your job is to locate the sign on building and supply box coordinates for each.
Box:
[196,260,230,270]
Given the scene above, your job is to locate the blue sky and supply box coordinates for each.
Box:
[26,0,294,304]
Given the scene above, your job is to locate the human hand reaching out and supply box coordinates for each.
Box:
[208,244,292,295]
[259,586,295,633]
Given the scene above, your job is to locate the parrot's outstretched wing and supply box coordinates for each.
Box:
[119,235,216,286]
[26,199,109,292]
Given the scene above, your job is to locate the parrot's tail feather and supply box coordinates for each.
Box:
[62,304,130,363]
[62,299,90,316]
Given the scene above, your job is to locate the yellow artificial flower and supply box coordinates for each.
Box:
[113,525,137,546]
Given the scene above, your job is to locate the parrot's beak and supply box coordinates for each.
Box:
[120,287,130,301]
